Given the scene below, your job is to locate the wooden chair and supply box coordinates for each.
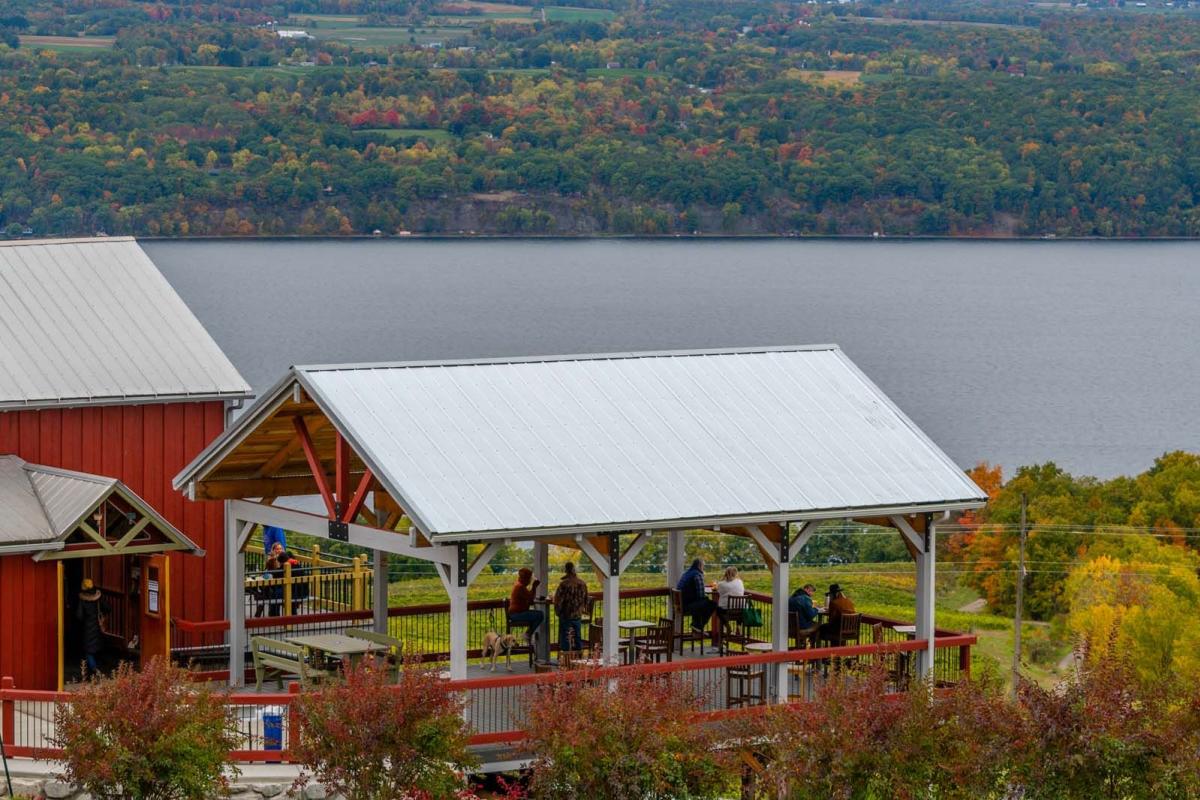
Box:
[788,611,819,650]
[725,663,767,709]
[504,616,537,668]
[669,588,706,656]
[837,612,862,647]
[634,622,673,663]
[719,595,753,655]
[588,622,631,664]
[870,623,911,690]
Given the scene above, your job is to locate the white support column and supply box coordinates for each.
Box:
[437,549,472,680]
[666,529,684,587]
[771,524,790,702]
[533,540,550,587]
[372,550,388,634]
[602,572,620,664]
[225,505,247,687]
[914,514,936,679]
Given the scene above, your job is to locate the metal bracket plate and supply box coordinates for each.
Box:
[328,520,349,542]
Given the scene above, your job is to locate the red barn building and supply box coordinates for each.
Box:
[0,237,250,689]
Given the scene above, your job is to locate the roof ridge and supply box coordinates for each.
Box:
[0,236,135,249]
[294,344,843,373]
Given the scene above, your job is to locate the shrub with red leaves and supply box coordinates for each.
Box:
[1014,650,1200,800]
[523,671,731,800]
[292,661,475,800]
[738,666,904,800]
[50,657,238,800]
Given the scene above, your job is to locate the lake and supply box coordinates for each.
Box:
[145,239,1200,480]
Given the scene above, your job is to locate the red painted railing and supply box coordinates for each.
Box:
[2,631,974,763]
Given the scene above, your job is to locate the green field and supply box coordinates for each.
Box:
[19,34,114,52]
[382,562,1031,677]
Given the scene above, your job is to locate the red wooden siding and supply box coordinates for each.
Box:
[0,400,228,688]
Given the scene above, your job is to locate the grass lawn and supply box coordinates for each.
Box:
[545,6,616,22]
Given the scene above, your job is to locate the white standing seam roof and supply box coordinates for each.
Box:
[178,347,986,541]
[0,237,251,410]
[0,455,201,554]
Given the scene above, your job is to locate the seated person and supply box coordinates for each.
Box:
[820,584,857,644]
[787,583,821,643]
[507,567,544,642]
[676,558,717,633]
[715,566,745,622]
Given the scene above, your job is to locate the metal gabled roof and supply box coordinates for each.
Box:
[0,455,201,555]
[0,237,251,410]
[177,346,986,542]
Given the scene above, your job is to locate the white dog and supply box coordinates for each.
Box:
[482,630,519,672]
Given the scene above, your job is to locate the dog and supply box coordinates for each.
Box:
[482,630,519,672]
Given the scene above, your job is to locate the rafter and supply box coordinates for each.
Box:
[257,416,329,478]
[341,469,374,523]
[293,416,336,517]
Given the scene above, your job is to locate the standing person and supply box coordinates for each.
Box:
[676,559,717,633]
[76,579,109,676]
[552,562,589,655]
[507,567,544,643]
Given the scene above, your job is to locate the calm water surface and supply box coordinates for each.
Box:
[145,239,1200,479]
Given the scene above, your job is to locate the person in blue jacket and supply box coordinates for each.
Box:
[262,526,287,555]
[676,558,717,632]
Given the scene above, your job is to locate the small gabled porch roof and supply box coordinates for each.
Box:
[0,455,202,559]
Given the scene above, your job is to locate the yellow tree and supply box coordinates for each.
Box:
[1065,536,1200,686]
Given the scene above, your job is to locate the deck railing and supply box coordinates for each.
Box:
[172,586,963,677]
[1,632,973,763]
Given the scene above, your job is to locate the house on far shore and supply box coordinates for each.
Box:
[276,29,313,39]
[0,237,250,690]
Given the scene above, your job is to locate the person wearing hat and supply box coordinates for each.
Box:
[820,584,856,645]
[76,579,110,675]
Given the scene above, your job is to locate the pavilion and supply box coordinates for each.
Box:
[173,346,986,693]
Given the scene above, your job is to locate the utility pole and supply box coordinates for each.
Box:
[1012,492,1027,698]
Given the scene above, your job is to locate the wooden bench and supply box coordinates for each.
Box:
[251,636,330,690]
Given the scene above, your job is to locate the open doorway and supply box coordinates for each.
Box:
[61,554,143,686]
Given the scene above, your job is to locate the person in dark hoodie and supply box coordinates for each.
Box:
[76,579,109,675]
[676,558,717,633]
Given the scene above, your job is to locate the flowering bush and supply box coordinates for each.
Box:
[292,661,475,800]
[523,670,731,800]
[50,657,238,800]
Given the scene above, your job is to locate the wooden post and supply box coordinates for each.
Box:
[1012,493,1027,697]
[960,643,972,680]
[1,676,14,747]
[57,562,65,691]
[916,514,937,679]
[283,561,293,618]
[352,555,365,611]
[286,682,301,762]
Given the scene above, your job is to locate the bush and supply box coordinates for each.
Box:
[293,661,475,800]
[50,657,238,800]
[523,670,731,800]
[1015,649,1200,800]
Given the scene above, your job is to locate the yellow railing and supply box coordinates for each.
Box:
[244,554,372,614]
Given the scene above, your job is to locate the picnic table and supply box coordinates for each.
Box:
[288,633,384,670]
